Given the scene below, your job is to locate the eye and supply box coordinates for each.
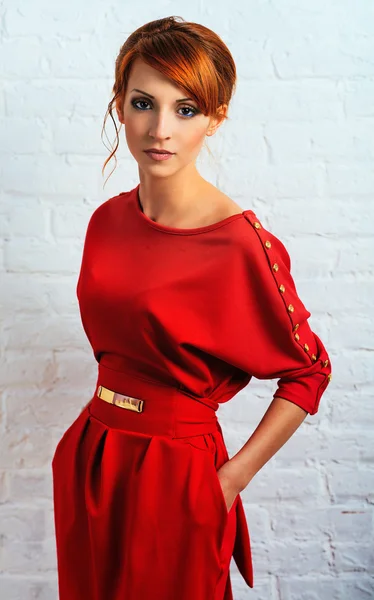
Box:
[131,98,199,118]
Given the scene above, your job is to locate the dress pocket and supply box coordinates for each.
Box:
[172,433,212,453]
[172,434,231,521]
[205,452,230,517]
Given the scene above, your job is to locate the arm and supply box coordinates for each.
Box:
[218,396,308,510]
[215,211,332,510]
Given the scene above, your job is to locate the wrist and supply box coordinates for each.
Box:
[228,454,254,493]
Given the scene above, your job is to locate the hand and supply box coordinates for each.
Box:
[216,458,247,512]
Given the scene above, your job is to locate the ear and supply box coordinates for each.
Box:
[115,96,124,124]
[206,104,228,136]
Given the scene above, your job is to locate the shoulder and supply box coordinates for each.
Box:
[205,184,289,265]
[198,182,244,223]
[233,209,291,272]
[208,189,244,220]
[92,190,129,216]
[85,190,129,230]
[234,209,311,318]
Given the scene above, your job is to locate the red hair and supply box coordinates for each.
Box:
[101,16,237,187]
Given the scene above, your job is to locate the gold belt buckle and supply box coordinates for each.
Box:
[97,385,144,413]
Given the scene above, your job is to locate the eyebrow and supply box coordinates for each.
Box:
[131,88,193,103]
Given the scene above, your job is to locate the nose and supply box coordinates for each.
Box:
[148,109,173,141]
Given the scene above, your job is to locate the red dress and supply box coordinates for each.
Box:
[52,183,332,600]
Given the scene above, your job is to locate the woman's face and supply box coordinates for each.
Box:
[116,58,223,176]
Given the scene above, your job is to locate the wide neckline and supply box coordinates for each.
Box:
[132,184,247,235]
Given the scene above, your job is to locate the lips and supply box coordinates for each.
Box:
[144,150,174,155]
[144,151,175,162]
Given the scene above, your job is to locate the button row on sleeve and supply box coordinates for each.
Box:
[248,214,333,384]
[248,216,320,367]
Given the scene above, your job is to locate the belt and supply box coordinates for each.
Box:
[88,362,220,439]
[97,384,144,413]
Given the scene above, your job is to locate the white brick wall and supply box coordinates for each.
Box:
[1,1,373,598]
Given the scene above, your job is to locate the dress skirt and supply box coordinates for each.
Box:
[52,362,253,600]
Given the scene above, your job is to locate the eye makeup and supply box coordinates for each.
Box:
[130,97,200,118]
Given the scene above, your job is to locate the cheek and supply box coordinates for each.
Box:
[124,118,141,137]
[123,120,144,152]
[184,126,207,152]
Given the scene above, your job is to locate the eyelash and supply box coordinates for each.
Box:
[131,98,199,118]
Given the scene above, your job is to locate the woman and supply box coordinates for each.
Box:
[52,16,332,600]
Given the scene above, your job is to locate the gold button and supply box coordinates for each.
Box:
[293,323,299,332]
[304,343,309,352]
[273,263,279,272]
[265,240,271,249]
[327,373,332,382]
[287,304,294,312]
[295,333,300,341]
[323,359,329,368]
[279,284,285,293]
[311,353,317,361]
[253,222,261,229]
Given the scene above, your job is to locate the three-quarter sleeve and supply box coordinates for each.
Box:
[233,211,332,415]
